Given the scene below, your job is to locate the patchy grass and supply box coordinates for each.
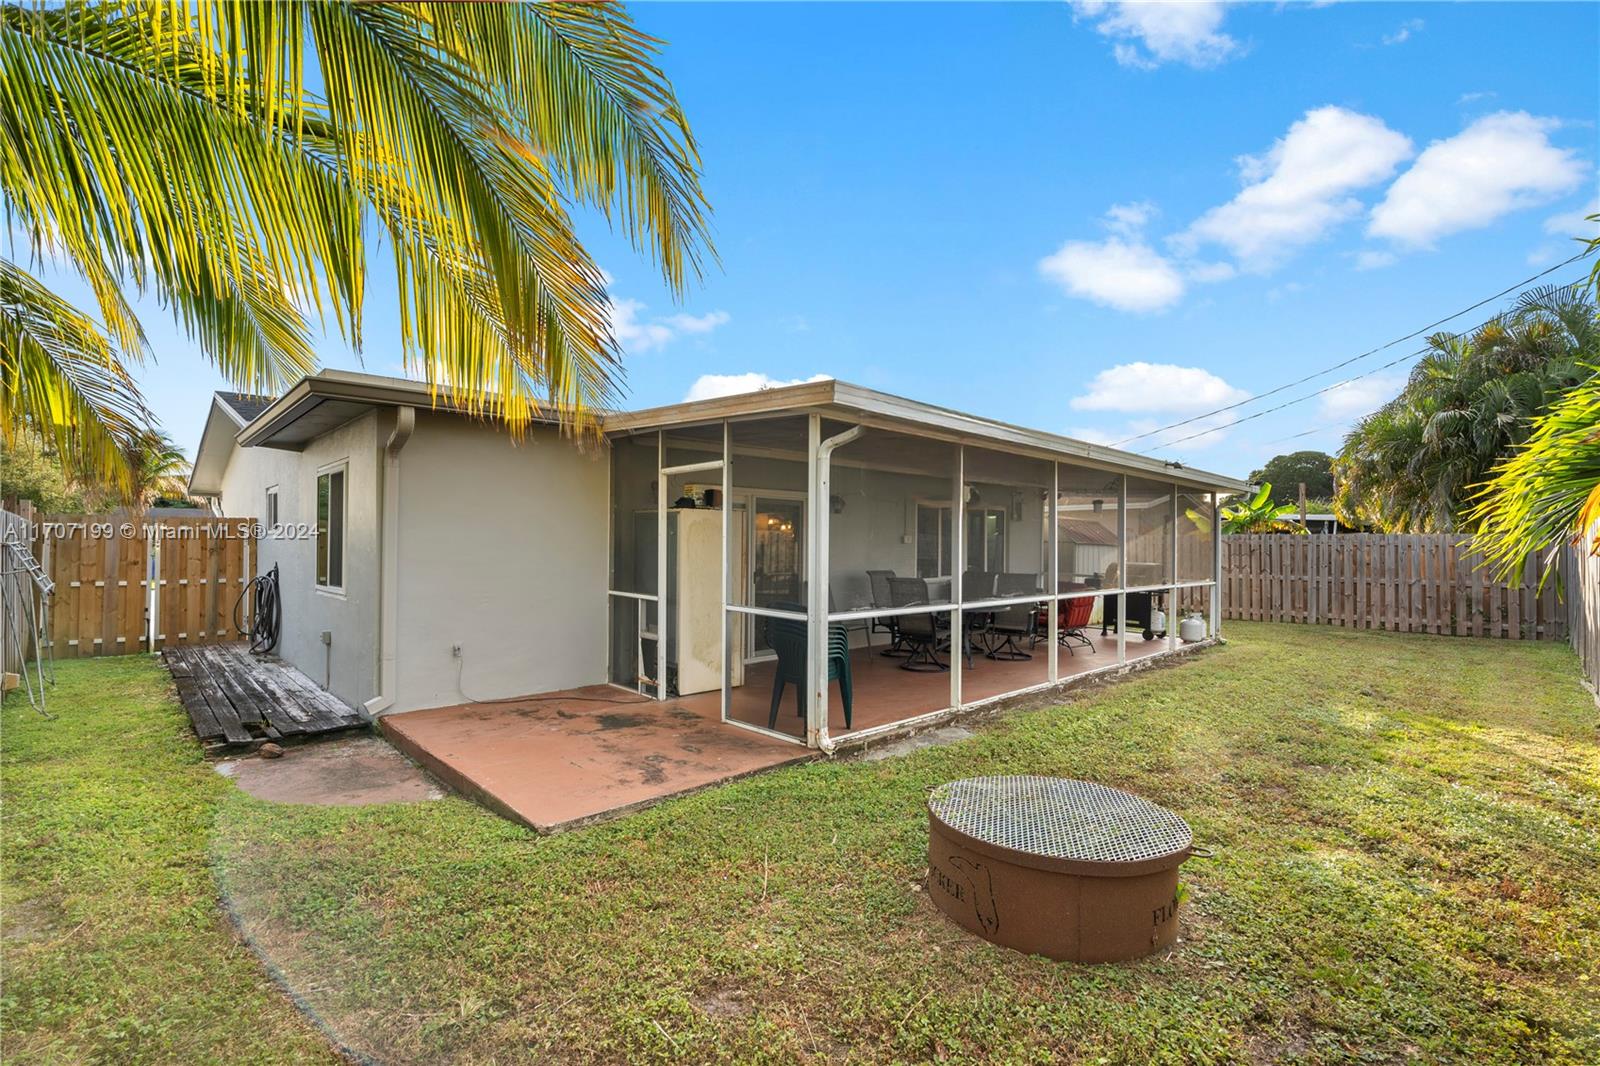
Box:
[6,625,1600,1064]
[0,657,337,1064]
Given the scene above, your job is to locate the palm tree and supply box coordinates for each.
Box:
[2,0,712,482]
[1468,366,1600,581]
[1333,283,1596,532]
[119,430,195,509]
[1470,227,1600,580]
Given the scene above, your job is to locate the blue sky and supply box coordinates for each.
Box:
[109,2,1600,479]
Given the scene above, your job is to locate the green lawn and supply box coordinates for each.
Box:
[5,624,1598,1064]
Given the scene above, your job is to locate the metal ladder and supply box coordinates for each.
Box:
[3,527,55,717]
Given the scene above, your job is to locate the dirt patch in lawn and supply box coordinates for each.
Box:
[215,736,444,806]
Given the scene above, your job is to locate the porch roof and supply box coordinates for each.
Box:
[602,378,1251,493]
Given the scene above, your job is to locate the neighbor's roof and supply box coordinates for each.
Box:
[1059,518,1119,546]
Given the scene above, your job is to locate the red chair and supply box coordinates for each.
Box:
[1055,596,1097,655]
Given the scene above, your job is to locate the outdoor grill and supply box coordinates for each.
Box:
[926,776,1194,963]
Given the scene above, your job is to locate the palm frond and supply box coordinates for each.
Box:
[0,258,147,488]
[2,0,715,433]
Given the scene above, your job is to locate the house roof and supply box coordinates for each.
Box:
[604,379,1251,493]
[187,393,253,496]
[195,370,1251,495]
[215,391,275,423]
[233,369,584,451]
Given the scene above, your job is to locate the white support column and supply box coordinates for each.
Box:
[1169,486,1179,654]
[1116,476,1127,667]
[720,421,732,721]
[950,446,964,709]
[655,432,667,701]
[805,414,825,748]
[1211,491,1223,639]
[1048,464,1059,684]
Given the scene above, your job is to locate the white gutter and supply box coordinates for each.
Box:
[364,405,416,717]
[810,421,864,753]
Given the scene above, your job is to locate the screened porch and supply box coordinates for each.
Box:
[604,385,1231,752]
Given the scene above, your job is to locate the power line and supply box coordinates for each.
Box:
[1141,271,1592,452]
[1257,422,1347,447]
[1112,251,1593,448]
[1153,348,1428,450]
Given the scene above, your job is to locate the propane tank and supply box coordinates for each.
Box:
[1179,612,1207,643]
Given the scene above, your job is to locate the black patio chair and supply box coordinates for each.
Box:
[986,573,1040,661]
[888,577,946,671]
[867,569,908,655]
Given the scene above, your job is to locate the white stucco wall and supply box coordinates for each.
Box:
[389,412,609,713]
[217,412,381,710]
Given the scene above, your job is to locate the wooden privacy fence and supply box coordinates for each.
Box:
[8,509,258,659]
[1222,533,1566,641]
[1563,523,1600,692]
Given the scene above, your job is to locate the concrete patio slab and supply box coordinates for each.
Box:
[379,686,811,832]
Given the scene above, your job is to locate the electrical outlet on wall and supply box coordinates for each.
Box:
[451,643,462,658]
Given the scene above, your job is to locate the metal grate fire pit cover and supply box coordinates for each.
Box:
[928,776,1192,876]
[926,776,1195,962]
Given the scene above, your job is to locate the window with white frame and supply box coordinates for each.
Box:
[264,486,279,533]
[316,466,345,590]
[916,503,1007,577]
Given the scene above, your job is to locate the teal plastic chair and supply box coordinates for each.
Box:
[765,605,853,730]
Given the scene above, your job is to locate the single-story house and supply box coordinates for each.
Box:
[189,370,1248,755]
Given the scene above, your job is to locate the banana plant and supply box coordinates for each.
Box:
[1197,482,1308,534]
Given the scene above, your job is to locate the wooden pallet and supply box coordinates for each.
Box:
[164,644,367,750]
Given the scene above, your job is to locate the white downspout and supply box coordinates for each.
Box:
[365,405,416,717]
[812,422,864,754]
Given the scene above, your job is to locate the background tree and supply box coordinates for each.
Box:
[1249,451,1334,507]
[2,0,712,483]
[1333,282,1596,532]
[0,433,85,512]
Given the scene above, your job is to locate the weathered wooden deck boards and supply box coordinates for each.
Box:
[164,644,367,750]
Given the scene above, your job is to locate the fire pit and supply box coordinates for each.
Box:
[926,776,1193,963]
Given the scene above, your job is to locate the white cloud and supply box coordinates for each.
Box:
[1457,90,1496,107]
[1353,249,1397,270]
[1072,1,1241,70]
[662,310,730,335]
[684,372,831,403]
[1527,197,1600,265]
[1066,425,1120,447]
[1185,260,1237,283]
[1180,106,1413,270]
[609,297,729,354]
[1069,361,1248,414]
[1104,200,1158,235]
[1543,196,1600,239]
[1318,373,1405,420]
[1040,203,1187,312]
[1369,112,1587,248]
[1382,18,1423,46]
